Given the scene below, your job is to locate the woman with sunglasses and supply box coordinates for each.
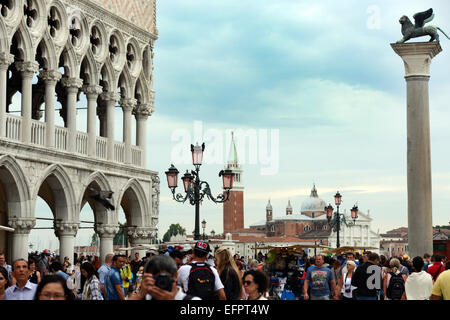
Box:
[242,269,268,300]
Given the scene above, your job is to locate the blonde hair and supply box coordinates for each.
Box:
[215,248,243,298]
[389,258,401,274]
[347,260,356,270]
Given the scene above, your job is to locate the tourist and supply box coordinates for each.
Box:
[404,256,433,300]
[0,266,10,300]
[104,254,126,300]
[383,258,407,300]
[303,254,336,300]
[427,254,445,282]
[242,269,268,300]
[98,253,113,297]
[331,259,342,284]
[49,261,69,281]
[28,258,41,285]
[335,260,357,300]
[120,258,132,296]
[430,269,450,300]
[4,259,37,300]
[63,256,71,273]
[37,251,49,276]
[34,275,74,300]
[215,247,243,300]
[80,262,103,300]
[340,252,359,275]
[351,252,381,300]
[130,252,141,292]
[423,253,432,272]
[177,241,226,300]
[0,252,12,282]
[135,265,144,293]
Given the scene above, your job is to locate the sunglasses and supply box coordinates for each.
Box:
[244,280,254,286]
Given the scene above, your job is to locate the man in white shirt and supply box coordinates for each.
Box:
[177,241,226,300]
[4,259,37,300]
[405,256,433,300]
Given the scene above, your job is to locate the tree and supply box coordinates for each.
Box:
[113,222,128,246]
[90,233,99,247]
[163,224,186,242]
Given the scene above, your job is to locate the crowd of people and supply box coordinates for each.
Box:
[0,243,449,301]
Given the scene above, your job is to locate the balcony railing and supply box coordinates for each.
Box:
[2,114,143,167]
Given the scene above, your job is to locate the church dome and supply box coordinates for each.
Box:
[301,185,327,215]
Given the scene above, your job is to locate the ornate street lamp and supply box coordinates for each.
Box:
[325,191,358,248]
[202,219,207,240]
[165,143,234,240]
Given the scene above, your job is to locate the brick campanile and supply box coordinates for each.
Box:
[223,133,244,234]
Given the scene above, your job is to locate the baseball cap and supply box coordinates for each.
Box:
[194,241,211,253]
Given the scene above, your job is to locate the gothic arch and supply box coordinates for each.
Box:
[135,73,150,104]
[11,22,34,62]
[0,155,31,219]
[33,164,77,222]
[100,59,117,93]
[0,17,9,54]
[118,67,134,100]
[80,50,99,86]
[59,42,80,78]
[117,178,148,227]
[37,33,59,71]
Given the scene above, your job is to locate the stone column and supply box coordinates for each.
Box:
[134,103,153,168]
[39,70,62,148]
[95,224,119,264]
[16,62,39,144]
[8,218,36,261]
[61,77,83,153]
[83,85,103,157]
[120,98,137,164]
[101,92,121,161]
[0,53,14,138]
[54,221,79,264]
[391,42,442,258]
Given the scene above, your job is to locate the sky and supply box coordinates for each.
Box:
[28,0,450,250]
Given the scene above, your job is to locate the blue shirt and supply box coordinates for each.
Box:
[56,271,69,281]
[98,264,111,286]
[105,267,123,300]
[4,281,38,300]
[306,266,334,297]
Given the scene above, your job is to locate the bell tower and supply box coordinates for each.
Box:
[223,132,244,234]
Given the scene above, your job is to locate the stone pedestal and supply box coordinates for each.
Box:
[391,42,442,258]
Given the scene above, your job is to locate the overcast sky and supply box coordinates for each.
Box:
[30,0,450,250]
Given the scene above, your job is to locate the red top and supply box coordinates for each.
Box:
[427,262,444,281]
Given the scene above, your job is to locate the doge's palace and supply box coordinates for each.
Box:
[0,0,159,264]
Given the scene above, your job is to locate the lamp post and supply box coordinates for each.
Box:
[325,191,359,248]
[165,143,235,241]
[202,219,207,240]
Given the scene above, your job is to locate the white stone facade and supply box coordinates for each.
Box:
[0,0,159,264]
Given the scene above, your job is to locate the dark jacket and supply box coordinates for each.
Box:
[220,267,241,300]
[351,262,380,297]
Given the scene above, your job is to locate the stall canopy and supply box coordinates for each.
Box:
[324,246,379,256]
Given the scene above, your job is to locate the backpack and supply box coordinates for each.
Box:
[386,272,405,300]
[187,262,216,300]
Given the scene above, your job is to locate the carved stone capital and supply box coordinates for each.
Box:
[54,221,79,237]
[82,85,103,99]
[61,77,84,92]
[100,92,121,103]
[126,226,154,241]
[391,42,442,77]
[95,224,119,238]
[39,70,62,85]
[133,103,154,119]
[120,98,137,112]
[8,218,36,235]
[0,53,14,70]
[15,61,39,78]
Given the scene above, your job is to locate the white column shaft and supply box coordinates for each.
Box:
[123,109,132,164]
[45,81,57,148]
[0,66,7,137]
[66,88,78,153]
[136,117,147,167]
[100,236,114,265]
[11,233,29,261]
[59,235,75,264]
[107,100,115,161]
[21,74,33,143]
[87,96,98,157]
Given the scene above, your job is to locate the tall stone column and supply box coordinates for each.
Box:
[54,221,79,264]
[95,224,119,264]
[391,42,442,258]
[39,70,62,148]
[61,77,83,153]
[101,92,121,161]
[120,98,137,164]
[16,62,39,144]
[8,217,36,261]
[0,53,14,138]
[83,85,103,157]
[134,103,153,168]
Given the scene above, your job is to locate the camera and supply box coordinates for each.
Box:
[153,272,174,292]
[345,289,351,293]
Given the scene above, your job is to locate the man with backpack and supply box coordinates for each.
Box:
[177,241,226,300]
[351,252,381,300]
[383,258,407,300]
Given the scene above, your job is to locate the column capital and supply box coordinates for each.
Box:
[54,221,79,237]
[0,53,14,69]
[39,70,62,85]
[8,218,36,235]
[15,61,39,77]
[83,85,103,98]
[61,77,83,91]
[126,226,155,242]
[95,224,119,238]
[133,103,154,119]
[391,42,442,78]
[101,92,121,103]
[120,98,137,112]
